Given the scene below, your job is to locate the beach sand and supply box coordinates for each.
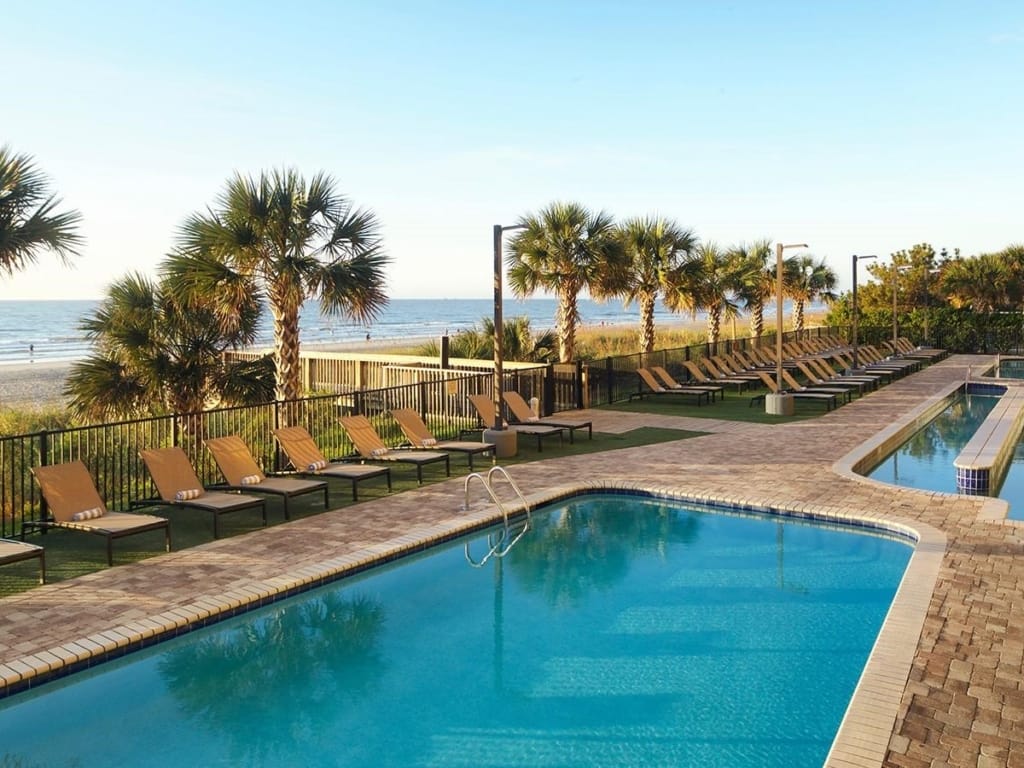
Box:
[0,361,74,410]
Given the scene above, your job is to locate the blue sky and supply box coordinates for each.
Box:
[4,0,1022,301]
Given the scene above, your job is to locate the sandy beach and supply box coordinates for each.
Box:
[0,361,74,410]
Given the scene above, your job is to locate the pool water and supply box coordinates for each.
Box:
[0,494,911,767]
[990,359,1024,379]
[867,393,1024,517]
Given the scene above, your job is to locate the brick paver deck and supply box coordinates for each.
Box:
[1,354,1021,767]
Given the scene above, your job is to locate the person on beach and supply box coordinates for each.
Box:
[29,344,34,362]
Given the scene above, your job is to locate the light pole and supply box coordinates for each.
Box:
[851,254,877,368]
[766,241,808,415]
[892,264,911,351]
[491,223,526,447]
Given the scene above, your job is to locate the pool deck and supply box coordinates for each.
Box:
[2,353,1023,767]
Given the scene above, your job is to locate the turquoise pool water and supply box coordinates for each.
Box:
[0,494,912,767]
[867,392,1024,517]
[989,359,1024,379]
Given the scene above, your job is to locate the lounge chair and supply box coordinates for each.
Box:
[340,415,450,484]
[0,538,45,584]
[632,368,710,406]
[751,370,838,410]
[273,426,392,501]
[138,447,267,538]
[205,435,329,520]
[30,460,171,566]
[793,359,869,396]
[780,368,852,403]
[680,360,752,392]
[502,391,593,442]
[651,365,724,401]
[390,408,495,469]
[466,394,564,451]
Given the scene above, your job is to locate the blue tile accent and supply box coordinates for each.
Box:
[956,466,990,495]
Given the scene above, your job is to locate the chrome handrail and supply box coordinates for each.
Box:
[463,466,531,567]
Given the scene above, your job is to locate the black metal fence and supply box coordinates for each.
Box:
[1,327,847,538]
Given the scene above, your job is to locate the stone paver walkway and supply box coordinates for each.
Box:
[1,354,1022,767]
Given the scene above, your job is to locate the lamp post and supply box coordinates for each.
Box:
[489,223,526,456]
[851,254,877,368]
[767,241,808,415]
[892,264,911,351]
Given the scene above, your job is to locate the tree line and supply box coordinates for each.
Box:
[2,146,1019,422]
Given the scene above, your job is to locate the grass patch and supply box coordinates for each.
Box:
[0,426,703,597]
[600,387,826,423]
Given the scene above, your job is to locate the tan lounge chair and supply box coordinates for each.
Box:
[751,370,838,410]
[793,359,868,396]
[340,415,450,484]
[681,359,752,392]
[0,538,45,584]
[633,368,710,406]
[466,394,564,451]
[205,435,328,520]
[502,391,593,442]
[273,426,392,501]
[31,460,170,566]
[390,409,495,469]
[651,366,724,401]
[139,447,267,538]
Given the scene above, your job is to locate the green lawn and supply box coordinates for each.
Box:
[600,386,828,423]
[0,425,704,596]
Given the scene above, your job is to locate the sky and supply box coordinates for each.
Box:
[3,0,1022,301]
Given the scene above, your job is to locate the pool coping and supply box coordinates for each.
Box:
[0,480,944,768]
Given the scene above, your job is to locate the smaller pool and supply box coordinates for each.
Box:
[866,392,1024,517]
[986,358,1024,380]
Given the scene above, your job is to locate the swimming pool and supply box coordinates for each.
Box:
[0,493,911,767]
[866,392,1024,517]
[988,358,1024,379]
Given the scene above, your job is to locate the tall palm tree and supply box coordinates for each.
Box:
[65,271,274,422]
[616,216,698,353]
[784,254,838,335]
[171,168,390,403]
[728,240,773,345]
[0,146,83,276]
[506,201,624,362]
[665,242,742,346]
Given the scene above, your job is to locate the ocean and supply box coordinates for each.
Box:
[0,297,693,366]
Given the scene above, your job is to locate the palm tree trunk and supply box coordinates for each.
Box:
[269,290,303,404]
[751,303,764,346]
[707,307,721,346]
[794,300,805,337]
[639,292,656,353]
[556,289,578,362]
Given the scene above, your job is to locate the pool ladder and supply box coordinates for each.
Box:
[462,466,531,567]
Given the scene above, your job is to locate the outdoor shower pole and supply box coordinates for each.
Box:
[492,223,526,430]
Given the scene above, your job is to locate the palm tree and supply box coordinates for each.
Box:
[665,242,742,345]
[65,272,274,422]
[941,253,1011,313]
[616,216,698,353]
[784,254,838,335]
[171,168,390,403]
[728,240,773,345]
[506,201,624,362]
[0,146,83,276]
